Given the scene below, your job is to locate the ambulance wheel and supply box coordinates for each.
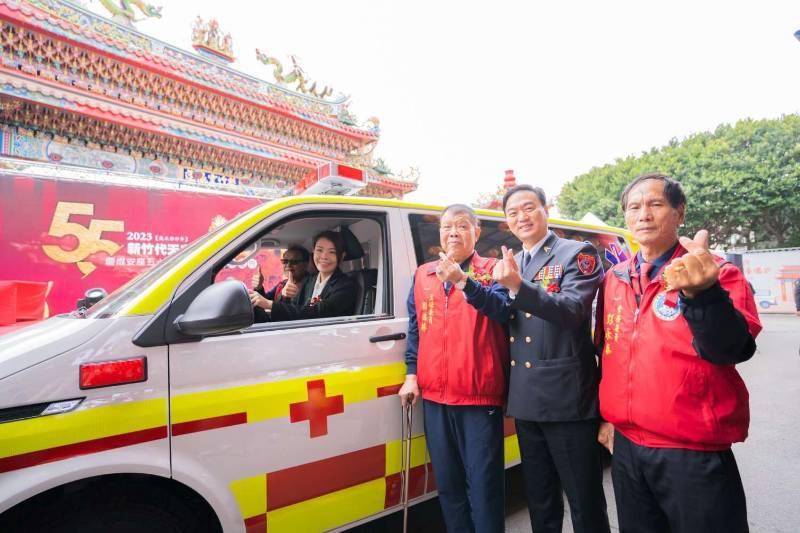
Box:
[50,503,191,533]
[0,475,221,533]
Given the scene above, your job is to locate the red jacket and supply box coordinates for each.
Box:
[414,254,508,406]
[598,246,761,450]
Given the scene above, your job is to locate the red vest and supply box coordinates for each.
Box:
[598,246,762,450]
[414,254,508,406]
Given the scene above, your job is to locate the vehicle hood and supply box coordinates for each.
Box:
[0,316,113,379]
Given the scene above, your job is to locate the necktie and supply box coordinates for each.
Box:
[640,262,654,285]
[522,251,532,271]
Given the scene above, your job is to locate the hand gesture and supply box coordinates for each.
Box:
[398,375,420,406]
[662,230,719,298]
[436,252,466,285]
[282,278,299,299]
[597,421,614,454]
[492,246,522,292]
[249,290,272,310]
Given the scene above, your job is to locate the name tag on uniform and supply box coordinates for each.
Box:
[533,265,563,281]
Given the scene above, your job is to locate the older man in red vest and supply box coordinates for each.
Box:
[399,204,510,533]
[597,173,761,532]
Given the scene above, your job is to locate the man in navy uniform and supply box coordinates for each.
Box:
[492,184,610,533]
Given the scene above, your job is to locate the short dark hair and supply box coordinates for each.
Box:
[620,173,687,212]
[284,244,310,263]
[502,184,547,213]
[441,203,479,226]
[312,230,345,265]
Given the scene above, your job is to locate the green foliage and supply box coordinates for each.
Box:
[558,115,800,249]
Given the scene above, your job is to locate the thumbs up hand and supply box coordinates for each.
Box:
[662,230,720,298]
[282,277,299,299]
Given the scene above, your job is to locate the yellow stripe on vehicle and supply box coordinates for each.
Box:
[504,433,521,465]
[385,435,428,476]
[230,474,267,520]
[0,398,167,458]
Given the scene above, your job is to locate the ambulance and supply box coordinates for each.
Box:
[0,195,633,532]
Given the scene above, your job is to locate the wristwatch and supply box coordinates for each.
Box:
[455,274,468,291]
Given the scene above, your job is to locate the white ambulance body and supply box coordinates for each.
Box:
[0,196,633,532]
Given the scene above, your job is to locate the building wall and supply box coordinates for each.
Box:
[734,248,800,313]
[0,127,258,190]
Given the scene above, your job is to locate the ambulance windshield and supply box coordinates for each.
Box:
[83,202,267,319]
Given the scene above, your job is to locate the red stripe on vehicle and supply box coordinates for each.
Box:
[172,412,247,436]
[384,464,427,508]
[0,426,167,474]
[244,514,267,533]
[425,463,437,493]
[376,384,402,397]
[267,444,385,511]
[503,416,516,437]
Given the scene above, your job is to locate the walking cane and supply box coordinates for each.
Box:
[401,394,414,533]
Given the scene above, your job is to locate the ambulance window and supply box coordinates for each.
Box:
[213,213,389,325]
[408,213,631,272]
[549,226,632,271]
[408,214,519,266]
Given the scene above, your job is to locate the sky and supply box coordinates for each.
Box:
[103,0,800,206]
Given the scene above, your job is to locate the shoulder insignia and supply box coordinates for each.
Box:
[576,253,596,275]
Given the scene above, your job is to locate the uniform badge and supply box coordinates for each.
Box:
[534,265,563,293]
[652,292,682,321]
[576,253,596,275]
[533,265,563,281]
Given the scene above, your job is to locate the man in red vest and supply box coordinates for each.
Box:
[597,173,761,532]
[398,204,510,533]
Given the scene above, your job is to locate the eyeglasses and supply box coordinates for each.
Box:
[281,259,305,265]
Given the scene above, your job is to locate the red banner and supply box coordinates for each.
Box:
[0,175,265,316]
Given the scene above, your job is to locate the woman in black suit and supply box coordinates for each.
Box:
[260,230,356,321]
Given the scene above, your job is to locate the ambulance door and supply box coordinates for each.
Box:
[167,206,414,533]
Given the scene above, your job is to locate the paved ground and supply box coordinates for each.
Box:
[352,314,800,532]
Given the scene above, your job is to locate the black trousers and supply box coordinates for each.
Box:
[612,430,748,533]
[423,400,505,533]
[515,418,610,533]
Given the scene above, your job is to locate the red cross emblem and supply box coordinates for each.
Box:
[289,380,344,438]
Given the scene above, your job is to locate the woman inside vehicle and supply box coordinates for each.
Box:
[249,230,356,321]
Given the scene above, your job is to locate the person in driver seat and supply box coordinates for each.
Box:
[249,231,355,321]
[250,245,313,323]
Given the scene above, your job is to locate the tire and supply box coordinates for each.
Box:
[50,504,189,533]
[0,477,220,533]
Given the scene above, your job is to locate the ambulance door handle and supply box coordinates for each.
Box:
[369,333,406,343]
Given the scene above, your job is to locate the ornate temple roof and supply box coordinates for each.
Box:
[0,0,418,197]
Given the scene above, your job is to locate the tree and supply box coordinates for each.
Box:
[558,115,800,250]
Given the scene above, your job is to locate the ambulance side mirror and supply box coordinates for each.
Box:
[76,287,107,311]
[173,280,254,338]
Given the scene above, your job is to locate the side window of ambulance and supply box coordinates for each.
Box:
[213,214,389,325]
[408,214,521,266]
[549,226,632,271]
